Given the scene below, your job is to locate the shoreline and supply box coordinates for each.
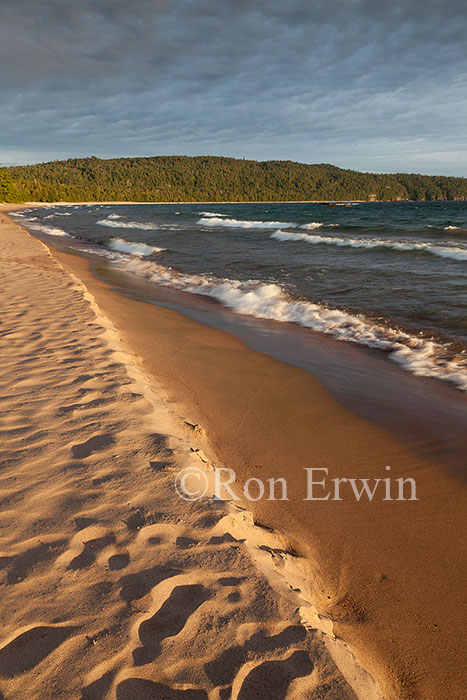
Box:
[44,226,467,699]
[0,211,377,699]
[0,198,435,207]
[3,208,467,698]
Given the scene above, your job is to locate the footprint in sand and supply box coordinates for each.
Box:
[116,678,207,700]
[123,507,160,532]
[235,650,314,700]
[58,527,115,571]
[132,584,212,665]
[0,537,67,584]
[0,625,76,677]
[217,576,246,586]
[68,533,116,570]
[108,552,130,570]
[204,625,307,687]
[74,516,96,531]
[71,433,114,459]
[80,670,115,700]
[119,565,180,603]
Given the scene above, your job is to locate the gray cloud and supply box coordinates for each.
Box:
[1,0,466,174]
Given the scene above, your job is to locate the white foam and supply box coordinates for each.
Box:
[199,211,228,217]
[97,219,161,231]
[444,225,463,231]
[107,214,123,219]
[299,222,339,230]
[11,213,37,221]
[44,212,72,218]
[197,216,297,229]
[107,237,164,257]
[271,231,467,262]
[299,222,324,230]
[27,223,72,237]
[110,257,467,392]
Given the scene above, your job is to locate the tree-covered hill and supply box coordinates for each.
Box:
[6,155,467,202]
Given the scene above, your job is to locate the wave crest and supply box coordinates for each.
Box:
[97,218,179,231]
[97,219,162,231]
[108,237,164,257]
[197,216,296,229]
[28,223,72,237]
[271,230,467,262]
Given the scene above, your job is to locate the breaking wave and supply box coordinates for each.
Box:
[271,230,467,262]
[197,216,297,229]
[299,222,338,230]
[97,219,161,231]
[97,218,180,231]
[108,255,467,391]
[107,237,164,257]
[196,216,338,230]
[27,223,72,237]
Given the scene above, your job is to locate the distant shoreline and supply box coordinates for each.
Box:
[3,199,464,208]
[4,200,368,206]
[7,156,467,204]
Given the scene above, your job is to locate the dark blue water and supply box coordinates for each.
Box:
[13,201,467,392]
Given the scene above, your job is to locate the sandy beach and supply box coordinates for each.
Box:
[3,0,467,696]
[1,208,466,700]
[0,210,383,699]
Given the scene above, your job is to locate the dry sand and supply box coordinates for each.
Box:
[0,212,380,699]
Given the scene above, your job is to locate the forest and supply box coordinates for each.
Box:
[3,156,467,202]
[0,167,18,202]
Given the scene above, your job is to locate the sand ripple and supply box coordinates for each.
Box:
[0,214,363,699]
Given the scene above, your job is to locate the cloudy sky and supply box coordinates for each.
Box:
[1,0,466,174]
